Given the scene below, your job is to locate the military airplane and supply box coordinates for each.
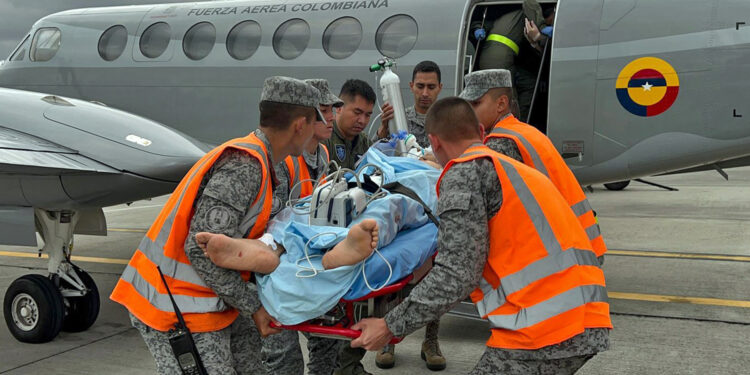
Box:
[0,88,207,343]
[3,0,750,187]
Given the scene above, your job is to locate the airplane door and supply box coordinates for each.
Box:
[547,0,604,170]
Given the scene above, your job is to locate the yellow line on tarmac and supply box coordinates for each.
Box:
[609,292,750,309]
[107,228,147,233]
[0,251,129,265]
[1,251,749,308]
[608,249,750,262]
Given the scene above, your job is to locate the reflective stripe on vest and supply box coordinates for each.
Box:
[111,133,272,332]
[437,145,611,349]
[487,34,520,55]
[486,117,608,257]
[285,144,330,199]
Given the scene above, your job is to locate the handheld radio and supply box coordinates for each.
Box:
[156,266,208,375]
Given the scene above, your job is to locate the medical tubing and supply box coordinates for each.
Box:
[291,160,393,292]
[295,231,339,278]
[360,248,393,292]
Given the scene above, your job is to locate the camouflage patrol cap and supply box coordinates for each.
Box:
[261,76,326,123]
[458,69,513,101]
[304,79,344,108]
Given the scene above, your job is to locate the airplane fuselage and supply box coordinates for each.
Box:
[2,0,750,185]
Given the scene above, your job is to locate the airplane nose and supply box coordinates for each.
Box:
[42,99,210,183]
[136,152,206,183]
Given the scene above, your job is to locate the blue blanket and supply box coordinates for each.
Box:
[256,149,440,325]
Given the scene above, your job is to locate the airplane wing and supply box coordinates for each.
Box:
[0,125,119,175]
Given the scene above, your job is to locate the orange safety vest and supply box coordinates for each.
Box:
[437,145,611,350]
[110,133,273,332]
[485,115,607,257]
[284,144,330,199]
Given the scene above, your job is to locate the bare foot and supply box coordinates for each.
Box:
[322,219,379,270]
[196,232,241,269]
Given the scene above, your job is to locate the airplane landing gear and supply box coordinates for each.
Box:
[4,274,65,343]
[2,209,101,343]
[604,180,631,191]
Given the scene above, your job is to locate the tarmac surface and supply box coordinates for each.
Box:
[1,167,749,374]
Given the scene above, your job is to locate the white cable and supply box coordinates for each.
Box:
[360,248,393,292]
[295,231,338,278]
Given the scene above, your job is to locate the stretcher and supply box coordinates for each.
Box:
[272,255,434,344]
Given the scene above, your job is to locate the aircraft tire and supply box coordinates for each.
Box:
[62,266,100,333]
[604,180,631,191]
[3,274,65,343]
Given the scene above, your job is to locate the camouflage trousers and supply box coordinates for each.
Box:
[469,348,594,375]
[130,313,262,375]
[262,329,339,375]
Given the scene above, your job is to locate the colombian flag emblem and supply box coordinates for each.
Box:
[616,57,679,117]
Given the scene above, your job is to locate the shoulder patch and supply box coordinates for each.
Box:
[205,206,234,231]
[335,144,346,161]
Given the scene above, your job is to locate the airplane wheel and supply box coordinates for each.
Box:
[62,266,100,333]
[3,274,64,343]
[604,180,630,191]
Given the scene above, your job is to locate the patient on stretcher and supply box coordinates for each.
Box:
[195,219,380,273]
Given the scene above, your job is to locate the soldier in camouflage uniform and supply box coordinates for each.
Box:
[323,79,377,172]
[350,97,610,374]
[263,79,345,375]
[123,77,324,374]
[376,60,447,371]
[379,61,443,149]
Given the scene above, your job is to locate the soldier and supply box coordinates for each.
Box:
[263,78,346,375]
[375,60,447,371]
[460,69,607,262]
[323,79,377,171]
[471,0,552,119]
[350,97,612,375]
[378,60,443,148]
[276,79,344,205]
[110,76,323,374]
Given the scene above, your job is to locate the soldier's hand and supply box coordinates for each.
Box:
[378,102,394,139]
[252,306,282,337]
[524,18,541,42]
[350,318,393,351]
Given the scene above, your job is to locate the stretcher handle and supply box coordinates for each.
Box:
[271,322,404,345]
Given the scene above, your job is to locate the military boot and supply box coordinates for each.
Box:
[375,344,395,369]
[420,338,446,371]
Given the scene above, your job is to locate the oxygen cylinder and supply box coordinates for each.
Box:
[379,67,409,136]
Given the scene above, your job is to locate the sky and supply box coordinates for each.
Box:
[0,0,190,59]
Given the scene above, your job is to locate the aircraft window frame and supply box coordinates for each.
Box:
[183,22,216,61]
[9,34,30,62]
[139,22,171,59]
[273,18,311,60]
[322,17,363,60]
[226,20,262,61]
[375,14,418,59]
[29,27,62,62]
[98,25,128,62]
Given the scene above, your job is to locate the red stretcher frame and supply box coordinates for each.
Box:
[271,255,434,344]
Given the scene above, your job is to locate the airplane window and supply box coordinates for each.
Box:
[273,19,310,60]
[183,22,216,61]
[323,17,362,59]
[29,28,61,62]
[10,35,30,62]
[375,15,418,59]
[98,25,128,61]
[140,22,171,59]
[227,21,261,60]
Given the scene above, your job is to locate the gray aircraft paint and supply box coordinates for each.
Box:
[1,0,749,185]
[0,88,207,246]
